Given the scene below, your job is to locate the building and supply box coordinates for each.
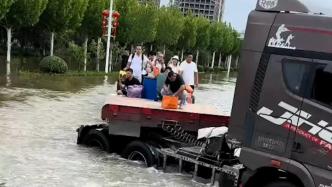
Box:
[174,0,225,22]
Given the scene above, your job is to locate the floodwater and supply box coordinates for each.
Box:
[0,72,237,187]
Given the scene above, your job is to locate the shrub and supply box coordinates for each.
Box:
[198,65,205,72]
[39,56,68,74]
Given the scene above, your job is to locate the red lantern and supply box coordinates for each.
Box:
[112,11,120,19]
[112,21,119,28]
[102,10,110,36]
[102,10,121,37]
[102,10,110,17]
[111,11,120,38]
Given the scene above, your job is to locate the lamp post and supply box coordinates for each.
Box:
[105,0,114,73]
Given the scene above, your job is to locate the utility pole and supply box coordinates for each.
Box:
[105,0,114,73]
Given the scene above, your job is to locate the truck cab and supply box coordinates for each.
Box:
[229,0,332,186]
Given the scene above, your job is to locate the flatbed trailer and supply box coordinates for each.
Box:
[77,95,237,185]
[101,95,230,133]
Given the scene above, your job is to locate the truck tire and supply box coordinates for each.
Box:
[263,181,298,187]
[122,141,155,167]
[82,129,111,152]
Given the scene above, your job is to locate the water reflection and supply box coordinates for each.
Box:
[5,75,11,87]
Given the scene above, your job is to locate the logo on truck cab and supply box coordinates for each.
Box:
[257,102,332,152]
[259,0,278,9]
[268,24,296,50]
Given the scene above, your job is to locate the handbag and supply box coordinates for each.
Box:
[127,85,143,98]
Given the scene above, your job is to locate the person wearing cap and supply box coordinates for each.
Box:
[168,55,180,74]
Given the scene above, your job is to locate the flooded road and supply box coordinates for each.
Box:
[0,73,236,187]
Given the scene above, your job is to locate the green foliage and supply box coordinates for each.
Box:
[3,0,48,27]
[81,0,107,37]
[2,0,242,72]
[232,36,242,56]
[221,24,234,55]
[69,0,89,30]
[89,39,105,60]
[0,0,15,21]
[127,3,158,44]
[209,22,224,51]
[39,56,68,73]
[114,0,139,45]
[155,7,184,47]
[194,16,210,50]
[40,0,72,32]
[68,41,85,67]
[177,14,197,50]
[40,0,87,32]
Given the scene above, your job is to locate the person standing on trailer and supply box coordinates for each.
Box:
[126,45,149,83]
[168,55,180,74]
[155,52,166,73]
[179,54,199,90]
[121,50,130,70]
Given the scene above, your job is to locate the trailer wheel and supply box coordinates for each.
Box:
[122,141,155,167]
[82,129,111,152]
[263,181,298,187]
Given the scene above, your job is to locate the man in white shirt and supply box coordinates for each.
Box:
[126,45,149,83]
[179,54,199,89]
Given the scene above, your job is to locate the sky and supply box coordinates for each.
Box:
[160,0,332,33]
[160,0,256,32]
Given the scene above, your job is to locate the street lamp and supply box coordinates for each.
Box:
[105,0,114,73]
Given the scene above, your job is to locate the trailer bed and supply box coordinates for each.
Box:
[101,95,230,132]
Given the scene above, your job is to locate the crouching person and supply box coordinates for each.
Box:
[161,71,186,107]
[117,68,142,97]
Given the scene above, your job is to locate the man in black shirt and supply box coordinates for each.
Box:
[117,68,141,95]
[162,71,186,106]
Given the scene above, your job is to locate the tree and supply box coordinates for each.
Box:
[114,0,139,46]
[0,0,15,21]
[2,0,48,75]
[155,7,184,54]
[126,3,158,45]
[218,24,234,68]
[230,30,242,69]
[80,0,106,72]
[89,38,106,72]
[0,0,15,75]
[68,41,85,71]
[177,14,197,61]
[209,22,224,68]
[39,0,88,56]
[194,16,210,64]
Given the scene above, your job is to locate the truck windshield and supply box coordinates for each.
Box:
[299,0,332,15]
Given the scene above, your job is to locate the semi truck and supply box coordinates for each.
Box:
[77,0,332,186]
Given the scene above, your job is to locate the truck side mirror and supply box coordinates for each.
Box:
[323,64,332,74]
